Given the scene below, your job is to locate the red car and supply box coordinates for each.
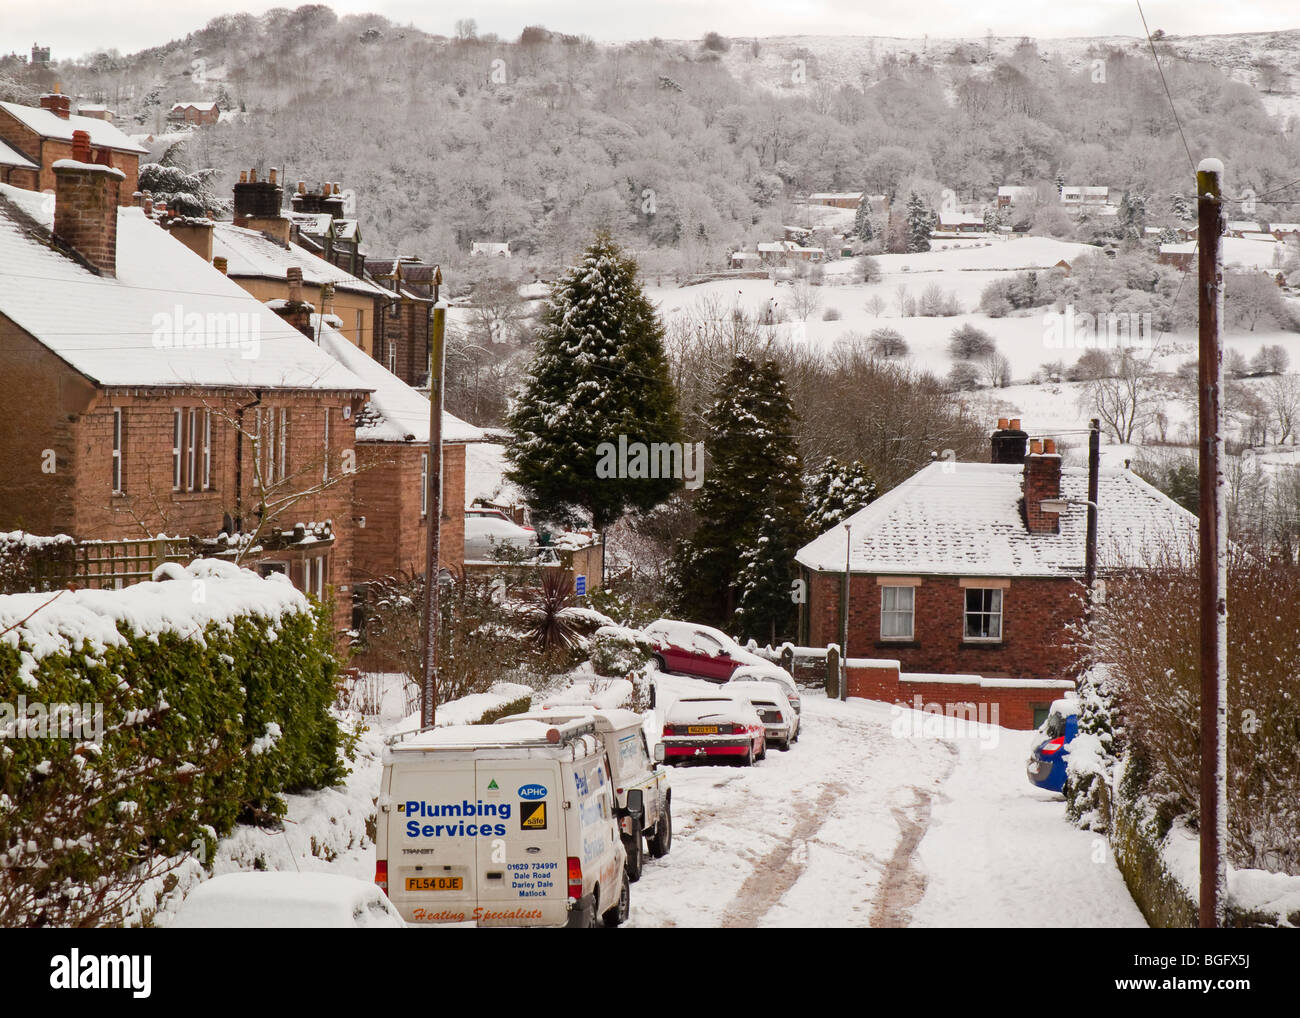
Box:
[642,619,767,683]
[659,695,766,766]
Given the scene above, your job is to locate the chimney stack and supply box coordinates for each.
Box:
[53,129,123,277]
[269,266,315,337]
[990,417,1029,464]
[1023,438,1062,535]
[232,166,289,245]
[40,88,71,120]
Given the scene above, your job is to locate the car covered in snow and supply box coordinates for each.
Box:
[659,695,766,766]
[719,679,799,750]
[171,872,406,928]
[727,663,802,716]
[1026,699,1078,793]
[464,513,537,561]
[641,619,768,682]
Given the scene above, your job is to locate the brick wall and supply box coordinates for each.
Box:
[352,441,467,582]
[0,110,139,205]
[845,659,1074,729]
[375,297,431,387]
[807,571,1083,680]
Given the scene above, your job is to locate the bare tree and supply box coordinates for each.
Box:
[1264,373,1300,444]
[789,280,822,322]
[1079,349,1163,443]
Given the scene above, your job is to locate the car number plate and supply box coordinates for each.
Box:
[687,725,718,735]
[405,876,463,892]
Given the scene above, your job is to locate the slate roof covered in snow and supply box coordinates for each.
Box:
[795,461,1197,577]
[314,316,482,445]
[171,101,218,112]
[0,183,370,392]
[211,221,386,297]
[0,101,147,154]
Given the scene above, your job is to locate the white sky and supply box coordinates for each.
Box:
[7,1,1299,61]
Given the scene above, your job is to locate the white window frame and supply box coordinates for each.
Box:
[111,408,124,494]
[172,409,183,491]
[185,408,198,491]
[202,410,212,490]
[322,408,330,483]
[388,340,396,374]
[963,587,1004,642]
[420,452,428,517]
[278,407,288,483]
[314,556,325,599]
[880,585,915,641]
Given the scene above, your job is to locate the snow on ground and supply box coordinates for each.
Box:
[627,672,1144,928]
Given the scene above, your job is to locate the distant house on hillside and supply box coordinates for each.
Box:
[76,104,114,123]
[729,250,762,269]
[471,241,511,257]
[1225,220,1263,238]
[1157,242,1196,271]
[1060,185,1113,207]
[756,240,823,266]
[997,185,1036,208]
[1269,223,1300,244]
[934,211,985,234]
[808,191,863,209]
[168,101,220,126]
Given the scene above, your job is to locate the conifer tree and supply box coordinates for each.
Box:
[905,191,932,253]
[854,199,874,243]
[672,356,805,633]
[804,457,878,535]
[505,235,682,534]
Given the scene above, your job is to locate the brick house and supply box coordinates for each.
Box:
[0,139,373,634]
[364,258,436,388]
[168,101,221,126]
[808,191,863,210]
[315,316,482,584]
[0,93,146,202]
[794,421,1197,727]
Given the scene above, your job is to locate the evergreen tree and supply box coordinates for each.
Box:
[804,457,878,534]
[672,356,805,632]
[1055,170,1066,196]
[853,200,873,243]
[505,235,683,534]
[905,191,931,253]
[1169,192,1193,222]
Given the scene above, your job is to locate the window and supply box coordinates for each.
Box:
[111,409,124,493]
[172,409,183,491]
[356,309,364,345]
[322,408,330,483]
[964,587,1003,641]
[313,556,325,599]
[202,411,212,490]
[258,407,289,487]
[185,408,198,491]
[387,340,396,375]
[880,586,915,640]
[420,453,428,517]
[278,407,288,481]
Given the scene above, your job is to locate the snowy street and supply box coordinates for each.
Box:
[627,674,1146,928]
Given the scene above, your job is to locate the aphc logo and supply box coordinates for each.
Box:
[517,783,548,800]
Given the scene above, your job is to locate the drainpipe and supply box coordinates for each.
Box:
[234,390,263,533]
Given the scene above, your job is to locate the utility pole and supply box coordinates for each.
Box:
[840,522,852,702]
[420,294,447,730]
[1085,417,1100,610]
[1196,158,1228,928]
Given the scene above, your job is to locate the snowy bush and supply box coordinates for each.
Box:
[0,561,348,927]
[590,625,654,678]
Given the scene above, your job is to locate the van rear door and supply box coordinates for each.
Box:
[387,756,479,924]
[474,760,567,927]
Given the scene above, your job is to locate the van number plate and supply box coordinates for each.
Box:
[687,725,718,735]
[406,877,463,892]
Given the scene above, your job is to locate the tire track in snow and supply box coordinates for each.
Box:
[718,783,845,928]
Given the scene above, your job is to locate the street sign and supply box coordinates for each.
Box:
[575,575,587,597]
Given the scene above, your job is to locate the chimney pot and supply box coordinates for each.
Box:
[997,417,1009,430]
[1030,439,1043,455]
[249,168,258,183]
[239,170,248,184]
[1010,418,1021,430]
[1043,438,1057,455]
[269,167,278,185]
[213,256,228,275]
[70,129,91,163]
[297,180,306,193]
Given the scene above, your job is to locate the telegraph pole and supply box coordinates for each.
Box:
[1196,158,1228,928]
[1085,417,1099,610]
[420,283,447,730]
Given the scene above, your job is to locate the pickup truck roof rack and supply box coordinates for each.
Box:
[384,716,598,750]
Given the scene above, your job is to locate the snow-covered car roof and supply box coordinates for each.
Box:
[720,680,791,708]
[666,696,760,725]
[642,619,766,665]
[728,663,797,687]
[170,872,404,928]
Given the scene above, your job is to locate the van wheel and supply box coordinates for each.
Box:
[566,896,595,929]
[623,822,643,882]
[603,872,630,927]
[647,800,672,858]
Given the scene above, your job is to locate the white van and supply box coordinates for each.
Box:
[496,707,672,881]
[376,718,629,927]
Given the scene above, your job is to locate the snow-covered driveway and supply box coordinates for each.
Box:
[630,674,1145,928]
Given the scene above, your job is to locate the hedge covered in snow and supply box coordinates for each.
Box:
[0,559,350,927]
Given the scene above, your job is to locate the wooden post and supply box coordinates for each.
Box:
[1085,417,1100,609]
[1196,158,1228,928]
[825,644,840,699]
[420,303,447,730]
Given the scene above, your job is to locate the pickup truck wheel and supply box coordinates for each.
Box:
[623,821,643,882]
[603,871,630,927]
[647,800,672,858]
